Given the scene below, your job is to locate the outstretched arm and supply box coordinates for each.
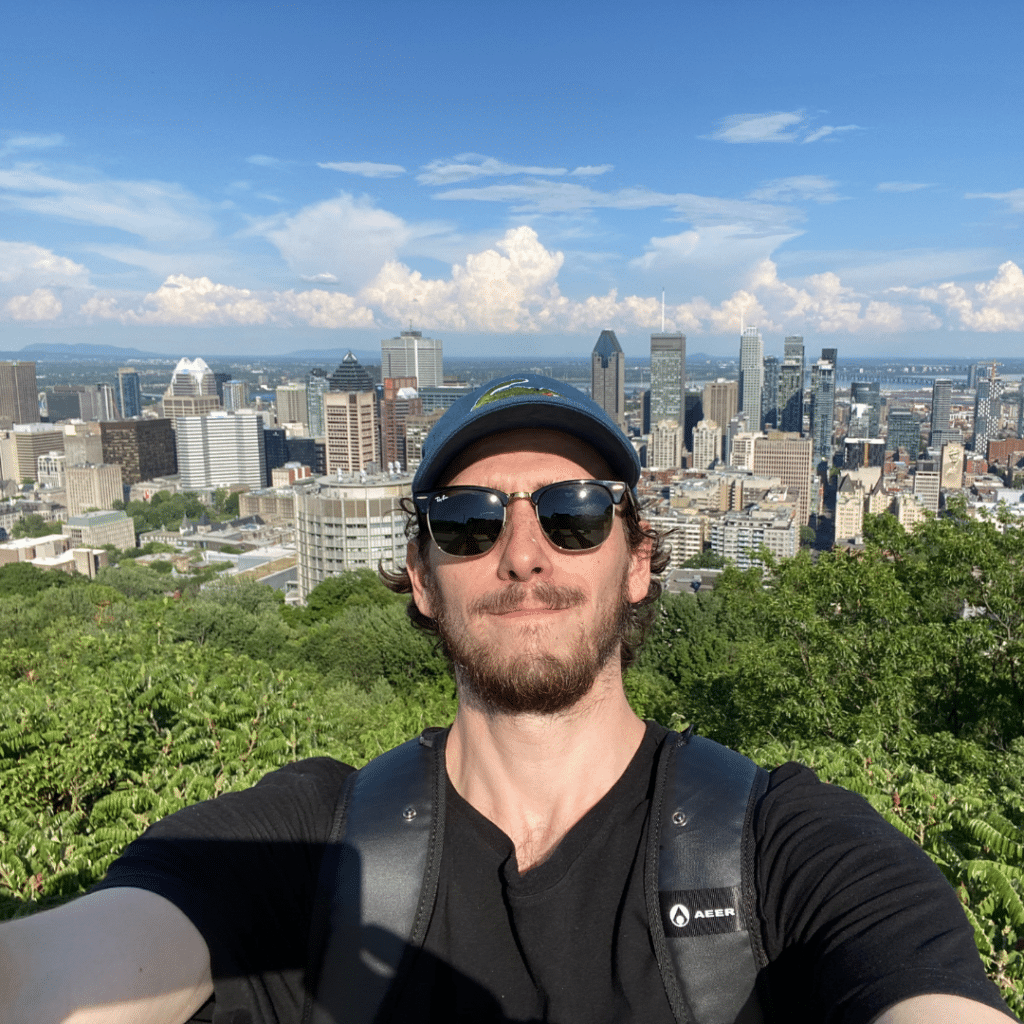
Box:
[0,887,212,1024]
[876,994,1020,1023]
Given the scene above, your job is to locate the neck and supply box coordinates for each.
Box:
[445,664,646,872]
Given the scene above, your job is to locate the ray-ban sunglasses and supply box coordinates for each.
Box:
[412,480,632,557]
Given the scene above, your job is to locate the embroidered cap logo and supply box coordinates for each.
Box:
[471,378,565,410]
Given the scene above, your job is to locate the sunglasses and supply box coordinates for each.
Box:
[413,480,631,557]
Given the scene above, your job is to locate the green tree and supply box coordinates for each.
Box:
[11,514,63,540]
[681,549,727,569]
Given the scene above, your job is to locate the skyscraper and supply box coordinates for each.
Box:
[382,377,422,470]
[930,379,952,439]
[175,412,267,490]
[276,383,308,425]
[738,327,763,423]
[381,330,443,388]
[306,369,329,437]
[99,419,177,485]
[810,353,836,466]
[886,411,922,457]
[116,368,143,419]
[0,361,39,426]
[702,381,739,443]
[591,330,626,431]
[752,434,815,527]
[973,376,1002,454]
[163,357,221,419]
[223,381,249,412]
[649,332,686,426]
[779,337,805,435]
[329,352,375,393]
[848,380,879,442]
[324,390,379,475]
[761,355,780,430]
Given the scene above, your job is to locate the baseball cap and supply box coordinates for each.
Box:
[412,372,641,493]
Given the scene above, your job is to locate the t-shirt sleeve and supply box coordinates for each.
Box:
[90,756,355,1020]
[754,761,1012,1024]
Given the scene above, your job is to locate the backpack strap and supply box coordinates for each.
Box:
[303,729,447,1024]
[646,730,770,1024]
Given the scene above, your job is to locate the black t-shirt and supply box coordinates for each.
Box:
[92,724,1009,1023]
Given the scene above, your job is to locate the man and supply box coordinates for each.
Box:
[0,373,1017,1024]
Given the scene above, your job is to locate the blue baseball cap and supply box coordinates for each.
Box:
[412,373,641,493]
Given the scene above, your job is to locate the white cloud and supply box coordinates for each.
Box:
[80,274,375,329]
[302,272,339,283]
[360,226,566,331]
[709,111,805,143]
[318,161,406,178]
[432,181,795,232]
[748,175,843,203]
[896,261,1024,331]
[709,111,861,145]
[0,167,214,242]
[0,241,89,287]
[802,124,861,143]
[274,288,376,328]
[5,288,62,321]
[0,134,65,156]
[416,154,567,185]
[966,189,1024,213]
[570,165,613,177]
[246,155,285,167]
[877,182,932,193]
[257,192,423,290]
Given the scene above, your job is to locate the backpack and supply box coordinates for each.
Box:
[302,727,770,1024]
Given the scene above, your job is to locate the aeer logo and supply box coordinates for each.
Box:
[660,888,743,937]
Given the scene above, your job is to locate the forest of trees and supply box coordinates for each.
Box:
[0,501,1022,1012]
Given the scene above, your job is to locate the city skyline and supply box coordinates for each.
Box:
[2,1,1024,360]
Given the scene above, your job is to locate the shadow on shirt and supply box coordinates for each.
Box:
[84,834,547,1024]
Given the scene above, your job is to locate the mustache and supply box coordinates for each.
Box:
[469,582,587,616]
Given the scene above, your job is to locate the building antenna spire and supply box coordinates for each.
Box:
[661,288,665,333]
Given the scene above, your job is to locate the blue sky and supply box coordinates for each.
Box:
[2,0,1023,360]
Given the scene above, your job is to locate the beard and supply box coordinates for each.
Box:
[427,571,633,716]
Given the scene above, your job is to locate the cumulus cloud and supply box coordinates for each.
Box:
[0,167,214,242]
[895,261,1024,331]
[570,165,614,176]
[5,288,62,321]
[257,192,422,290]
[877,181,931,193]
[966,189,1024,213]
[80,274,375,329]
[748,175,842,203]
[416,154,567,185]
[709,111,860,144]
[360,226,565,331]
[0,241,89,287]
[318,161,406,178]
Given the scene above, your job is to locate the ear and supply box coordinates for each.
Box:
[406,539,436,619]
[626,522,653,605]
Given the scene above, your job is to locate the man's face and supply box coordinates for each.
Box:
[408,428,650,715]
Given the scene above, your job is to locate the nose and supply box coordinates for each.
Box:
[497,495,552,581]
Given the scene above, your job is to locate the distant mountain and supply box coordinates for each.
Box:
[3,342,159,360]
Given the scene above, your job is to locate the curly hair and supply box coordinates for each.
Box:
[379,494,671,671]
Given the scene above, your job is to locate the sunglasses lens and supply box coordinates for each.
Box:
[537,483,615,550]
[429,490,505,556]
